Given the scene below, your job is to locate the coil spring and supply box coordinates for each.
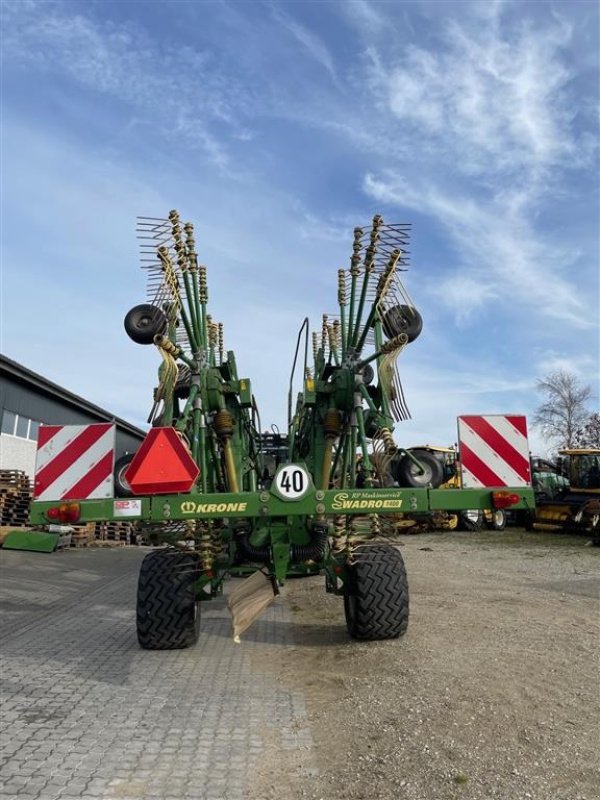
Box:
[331,515,348,554]
[218,323,224,363]
[324,408,342,437]
[197,522,220,571]
[338,269,346,305]
[380,427,397,454]
[350,228,362,276]
[199,266,208,303]
[332,320,340,348]
[184,222,197,271]
[214,409,234,438]
[155,335,179,357]
[169,210,187,272]
[322,314,328,351]
[376,249,401,299]
[381,332,408,354]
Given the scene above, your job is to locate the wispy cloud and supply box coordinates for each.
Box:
[356,4,597,329]
[364,172,592,328]
[270,5,339,83]
[2,1,257,171]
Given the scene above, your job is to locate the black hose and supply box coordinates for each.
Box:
[234,522,329,565]
[234,526,271,563]
[291,524,328,562]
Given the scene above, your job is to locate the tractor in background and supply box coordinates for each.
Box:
[533,449,600,544]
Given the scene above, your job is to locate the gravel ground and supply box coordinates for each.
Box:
[247,530,599,800]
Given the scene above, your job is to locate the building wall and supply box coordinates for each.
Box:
[0,359,145,481]
[0,433,37,476]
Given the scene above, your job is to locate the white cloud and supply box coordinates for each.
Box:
[365,9,581,177]
[340,0,386,34]
[2,1,254,171]
[363,172,593,328]
[270,6,339,83]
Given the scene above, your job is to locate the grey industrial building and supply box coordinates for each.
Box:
[0,354,145,479]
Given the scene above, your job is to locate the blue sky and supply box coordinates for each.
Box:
[2,0,598,456]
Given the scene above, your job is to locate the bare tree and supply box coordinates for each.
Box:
[533,370,592,449]
[573,412,600,449]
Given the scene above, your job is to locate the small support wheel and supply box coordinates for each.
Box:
[136,549,201,650]
[382,304,423,343]
[486,509,507,531]
[124,304,168,345]
[344,545,409,640]
[114,453,135,498]
[457,509,484,531]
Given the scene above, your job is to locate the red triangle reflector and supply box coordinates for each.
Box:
[125,427,199,495]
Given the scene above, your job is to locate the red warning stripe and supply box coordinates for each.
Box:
[37,425,61,449]
[460,442,505,487]
[460,415,530,483]
[35,425,110,496]
[505,415,528,437]
[62,451,113,500]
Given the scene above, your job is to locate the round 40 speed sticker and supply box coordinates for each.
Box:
[273,464,311,500]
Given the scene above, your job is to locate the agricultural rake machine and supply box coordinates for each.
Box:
[28,211,536,647]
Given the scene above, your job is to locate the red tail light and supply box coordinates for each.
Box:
[492,491,520,509]
[46,503,81,523]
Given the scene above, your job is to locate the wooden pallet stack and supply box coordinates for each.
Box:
[0,470,33,527]
[70,522,97,547]
[94,520,136,545]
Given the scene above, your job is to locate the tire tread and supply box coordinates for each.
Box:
[345,545,409,640]
[136,549,200,650]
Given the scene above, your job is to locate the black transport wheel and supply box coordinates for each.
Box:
[382,305,423,343]
[486,509,507,531]
[124,304,168,345]
[458,509,484,531]
[137,549,201,649]
[394,449,445,489]
[344,545,409,640]
[114,453,135,498]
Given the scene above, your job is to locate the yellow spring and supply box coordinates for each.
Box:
[332,319,341,348]
[169,210,187,273]
[350,227,362,276]
[338,269,346,305]
[157,246,182,313]
[183,222,197,272]
[322,314,328,352]
[199,265,208,303]
[155,335,179,357]
[380,332,408,354]
[218,323,224,363]
[380,427,397,454]
[331,515,348,554]
[214,409,234,438]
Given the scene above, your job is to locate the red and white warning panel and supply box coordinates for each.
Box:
[34,423,115,501]
[457,415,531,488]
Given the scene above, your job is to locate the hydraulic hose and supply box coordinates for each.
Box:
[290,523,328,562]
[234,525,270,563]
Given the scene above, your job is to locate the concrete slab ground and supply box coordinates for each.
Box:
[0,547,315,800]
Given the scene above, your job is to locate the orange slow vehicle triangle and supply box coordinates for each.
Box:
[125,427,199,494]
